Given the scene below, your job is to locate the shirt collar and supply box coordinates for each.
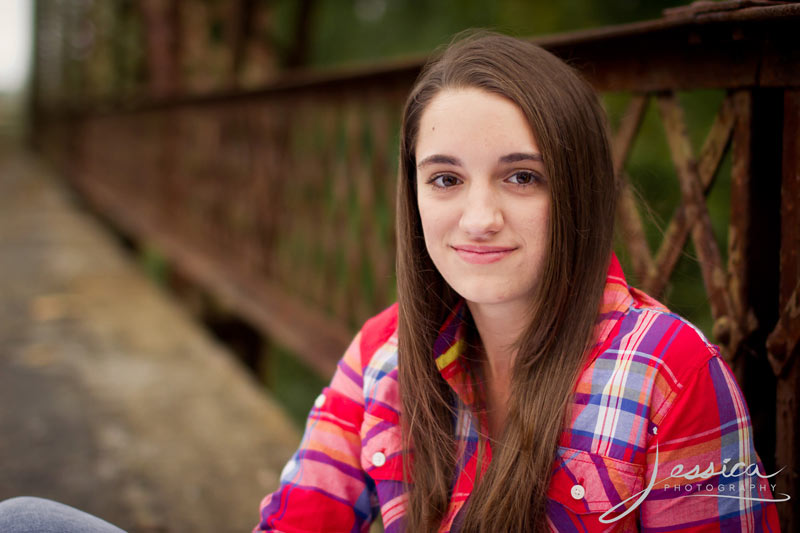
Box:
[432,298,476,406]
[431,253,634,405]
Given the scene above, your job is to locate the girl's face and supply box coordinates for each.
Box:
[415,88,550,310]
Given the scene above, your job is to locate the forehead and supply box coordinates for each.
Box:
[415,88,539,158]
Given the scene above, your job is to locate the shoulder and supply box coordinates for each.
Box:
[358,302,399,363]
[356,304,400,398]
[615,286,725,424]
[556,285,745,521]
[358,304,401,422]
[614,286,719,383]
[573,285,723,455]
[328,303,398,403]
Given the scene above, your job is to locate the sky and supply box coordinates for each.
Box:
[0,0,32,93]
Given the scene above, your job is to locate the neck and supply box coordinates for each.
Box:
[467,299,529,375]
[467,299,530,436]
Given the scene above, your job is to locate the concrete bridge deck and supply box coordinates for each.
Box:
[0,145,301,532]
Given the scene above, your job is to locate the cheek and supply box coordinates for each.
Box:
[523,201,550,246]
[417,200,448,249]
[531,201,550,237]
[526,216,549,248]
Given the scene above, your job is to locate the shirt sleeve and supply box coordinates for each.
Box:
[639,352,781,531]
[254,330,377,533]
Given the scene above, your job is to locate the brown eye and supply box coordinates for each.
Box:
[430,174,461,188]
[507,171,540,186]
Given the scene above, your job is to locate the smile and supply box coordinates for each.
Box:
[451,245,517,264]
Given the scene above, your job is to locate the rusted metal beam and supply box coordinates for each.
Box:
[139,0,181,98]
[612,95,649,173]
[37,2,800,120]
[727,88,783,484]
[647,93,735,298]
[656,92,734,341]
[729,88,783,357]
[614,95,655,285]
[769,282,800,376]
[543,2,800,91]
[77,173,351,379]
[768,88,800,531]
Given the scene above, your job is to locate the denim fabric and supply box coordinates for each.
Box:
[0,497,126,533]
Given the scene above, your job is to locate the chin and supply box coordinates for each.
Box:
[451,285,514,306]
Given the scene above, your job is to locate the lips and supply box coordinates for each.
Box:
[452,244,517,264]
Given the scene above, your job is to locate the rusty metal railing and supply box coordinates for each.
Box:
[33,1,800,528]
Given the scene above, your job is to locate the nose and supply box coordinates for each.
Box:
[458,182,503,237]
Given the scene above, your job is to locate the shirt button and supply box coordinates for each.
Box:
[570,484,586,500]
[314,393,326,409]
[652,425,658,435]
[372,452,386,467]
[280,459,296,480]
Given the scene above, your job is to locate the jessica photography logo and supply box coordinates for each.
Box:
[599,442,791,524]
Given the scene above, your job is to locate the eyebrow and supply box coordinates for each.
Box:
[416,154,462,168]
[416,152,543,169]
[499,152,543,164]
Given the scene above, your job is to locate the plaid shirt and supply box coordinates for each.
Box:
[256,255,780,532]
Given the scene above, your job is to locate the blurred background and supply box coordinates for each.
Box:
[7,0,719,424]
[0,0,32,139]
[1,0,797,531]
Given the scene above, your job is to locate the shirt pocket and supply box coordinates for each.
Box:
[547,446,645,532]
[360,411,404,482]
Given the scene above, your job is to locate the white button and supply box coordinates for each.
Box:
[652,425,658,435]
[570,484,585,500]
[314,394,326,409]
[280,459,296,480]
[372,452,386,467]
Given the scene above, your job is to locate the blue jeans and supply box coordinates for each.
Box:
[0,497,127,533]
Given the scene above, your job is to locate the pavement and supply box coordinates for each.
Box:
[0,144,301,532]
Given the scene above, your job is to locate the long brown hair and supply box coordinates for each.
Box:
[396,32,618,532]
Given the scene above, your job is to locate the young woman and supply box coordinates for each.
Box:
[255,33,781,532]
[0,32,781,533]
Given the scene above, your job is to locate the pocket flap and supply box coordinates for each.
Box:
[548,447,645,516]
